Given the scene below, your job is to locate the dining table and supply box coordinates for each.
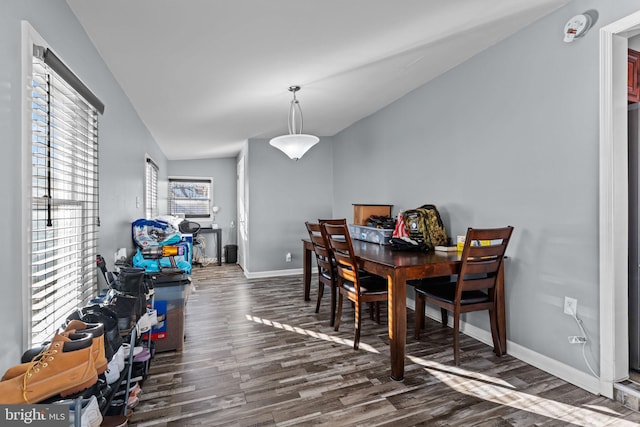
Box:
[302,238,507,381]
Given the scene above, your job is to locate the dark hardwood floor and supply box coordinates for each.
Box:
[128,264,640,426]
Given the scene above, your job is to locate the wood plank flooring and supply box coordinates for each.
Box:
[128,265,640,426]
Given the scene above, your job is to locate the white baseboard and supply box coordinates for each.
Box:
[414,301,601,395]
[244,268,303,279]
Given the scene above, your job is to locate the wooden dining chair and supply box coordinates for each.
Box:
[322,222,388,350]
[305,221,338,326]
[318,218,347,225]
[413,226,514,365]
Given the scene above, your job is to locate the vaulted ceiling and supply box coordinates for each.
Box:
[66,0,570,160]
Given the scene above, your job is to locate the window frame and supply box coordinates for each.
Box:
[22,23,102,347]
[168,176,213,220]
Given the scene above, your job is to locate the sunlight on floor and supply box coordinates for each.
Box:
[245,314,381,354]
[408,355,634,426]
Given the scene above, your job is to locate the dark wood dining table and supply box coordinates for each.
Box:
[302,238,507,381]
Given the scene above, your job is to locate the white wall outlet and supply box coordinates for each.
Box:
[285,252,292,262]
[564,296,577,316]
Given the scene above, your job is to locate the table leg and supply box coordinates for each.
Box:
[303,242,312,301]
[388,271,406,381]
[217,230,222,266]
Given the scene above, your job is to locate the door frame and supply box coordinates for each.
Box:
[599,11,640,398]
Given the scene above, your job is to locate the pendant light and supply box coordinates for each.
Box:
[269,86,319,160]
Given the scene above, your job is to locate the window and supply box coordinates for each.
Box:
[168,177,212,218]
[30,45,103,346]
[145,157,159,219]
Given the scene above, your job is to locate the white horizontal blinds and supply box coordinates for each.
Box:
[168,178,212,218]
[145,158,159,219]
[31,48,101,346]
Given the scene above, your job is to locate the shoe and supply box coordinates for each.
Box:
[64,320,108,374]
[66,395,103,427]
[147,308,158,326]
[137,312,152,333]
[133,348,150,363]
[117,344,129,371]
[108,294,141,335]
[39,380,100,404]
[115,267,147,295]
[104,360,120,385]
[0,333,97,404]
[2,321,108,380]
[67,305,123,360]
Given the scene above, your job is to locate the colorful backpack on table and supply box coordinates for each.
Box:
[396,204,448,252]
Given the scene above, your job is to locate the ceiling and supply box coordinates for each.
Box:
[66,0,570,160]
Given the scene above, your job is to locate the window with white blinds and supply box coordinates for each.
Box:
[168,177,212,218]
[145,157,159,219]
[30,46,102,346]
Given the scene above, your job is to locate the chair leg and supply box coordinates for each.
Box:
[334,293,343,332]
[369,302,374,320]
[354,302,361,350]
[453,311,461,366]
[414,294,425,339]
[440,308,448,327]
[375,301,381,324]
[329,285,337,327]
[488,307,501,356]
[315,282,324,314]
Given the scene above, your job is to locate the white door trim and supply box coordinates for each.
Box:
[599,11,640,398]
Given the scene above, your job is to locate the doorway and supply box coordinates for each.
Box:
[600,11,640,398]
[236,155,247,270]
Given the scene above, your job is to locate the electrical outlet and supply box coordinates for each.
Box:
[568,336,587,344]
[285,252,292,262]
[564,296,577,316]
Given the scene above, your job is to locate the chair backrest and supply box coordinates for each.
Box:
[305,222,333,278]
[456,226,514,298]
[318,218,347,226]
[179,220,201,237]
[322,222,361,293]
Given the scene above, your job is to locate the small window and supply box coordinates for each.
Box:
[145,157,159,219]
[168,177,212,218]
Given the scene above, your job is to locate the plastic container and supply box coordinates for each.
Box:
[147,273,191,352]
[348,224,393,245]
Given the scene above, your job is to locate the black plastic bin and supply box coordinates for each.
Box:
[224,244,238,264]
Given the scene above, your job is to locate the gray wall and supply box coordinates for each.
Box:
[0,0,167,370]
[246,137,333,273]
[330,0,640,375]
[167,157,238,258]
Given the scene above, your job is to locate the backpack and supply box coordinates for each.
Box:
[399,204,448,251]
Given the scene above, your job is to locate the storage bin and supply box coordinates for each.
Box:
[147,272,191,352]
[348,224,393,245]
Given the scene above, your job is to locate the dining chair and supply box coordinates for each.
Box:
[305,221,338,326]
[322,222,388,350]
[318,218,347,225]
[413,226,514,365]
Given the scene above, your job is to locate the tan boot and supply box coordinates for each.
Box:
[0,333,97,404]
[1,321,108,380]
[64,320,108,375]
